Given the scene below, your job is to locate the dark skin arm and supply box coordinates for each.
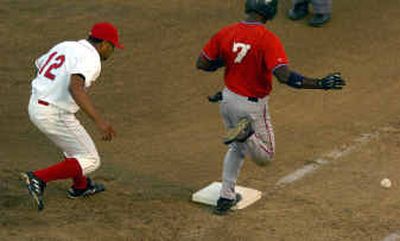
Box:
[196,54,224,72]
[196,54,340,89]
[32,64,39,79]
[273,65,322,89]
[69,74,116,141]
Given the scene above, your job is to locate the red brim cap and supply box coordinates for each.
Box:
[113,42,124,49]
[90,22,124,49]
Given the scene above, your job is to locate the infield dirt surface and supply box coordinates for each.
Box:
[1,1,400,240]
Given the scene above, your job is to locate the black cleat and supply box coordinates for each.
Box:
[288,2,309,20]
[67,178,105,199]
[213,193,242,215]
[21,172,46,211]
[223,118,254,145]
[308,13,331,27]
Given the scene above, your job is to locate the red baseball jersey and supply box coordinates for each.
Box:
[202,21,289,98]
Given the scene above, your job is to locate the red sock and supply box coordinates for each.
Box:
[72,174,88,190]
[33,158,87,189]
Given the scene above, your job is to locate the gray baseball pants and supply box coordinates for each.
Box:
[219,88,275,200]
[292,0,332,14]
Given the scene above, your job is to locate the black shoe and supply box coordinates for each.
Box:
[223,118,254,145]
[308,13,331,27]
[21,172,46,211]
[288,2,309,20]
[213,193,242,215]
[67,178,105,199]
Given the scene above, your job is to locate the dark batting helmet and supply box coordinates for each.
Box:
[245,0,278,20]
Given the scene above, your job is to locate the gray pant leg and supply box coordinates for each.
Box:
[291,0,309,6]
[220,143,245,200]
[243,103,275,166]
[219,95,245,200]
[311,0,332,14]
[290,0,309,16]
[218,88,276,199]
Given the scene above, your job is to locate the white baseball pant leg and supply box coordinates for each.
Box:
[28,96,100,175]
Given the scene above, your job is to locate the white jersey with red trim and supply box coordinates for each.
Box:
[31,39,101,113]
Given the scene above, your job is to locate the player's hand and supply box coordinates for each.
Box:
[96,119,116,141]
[207,91,223,103]
[317,72,346,90]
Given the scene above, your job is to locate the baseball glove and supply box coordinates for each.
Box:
[317,72,346,90]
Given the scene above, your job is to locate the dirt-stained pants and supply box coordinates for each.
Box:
[219,88,275,200]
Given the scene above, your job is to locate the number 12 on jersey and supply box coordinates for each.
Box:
[233,42,251,63]
[38,51,65,80]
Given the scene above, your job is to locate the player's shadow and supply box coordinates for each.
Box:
[96,172,196,202]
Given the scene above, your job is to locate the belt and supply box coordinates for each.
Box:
[247,97,259,103]
[209,91,260,103]
[38,99,49,106]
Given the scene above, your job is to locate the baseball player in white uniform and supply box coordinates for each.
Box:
[21,22,123,211]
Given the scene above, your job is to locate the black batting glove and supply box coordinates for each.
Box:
[317,73,346,90]
[207,91,223,103]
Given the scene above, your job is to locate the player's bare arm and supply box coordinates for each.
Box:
[196,54,224,72]
[69,74,116,141]
[273,65,346,90]
[32,65,39,79]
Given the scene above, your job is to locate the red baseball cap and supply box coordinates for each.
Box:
[90,22,124,49]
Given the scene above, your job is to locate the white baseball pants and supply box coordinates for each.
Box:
[28,96,100,175]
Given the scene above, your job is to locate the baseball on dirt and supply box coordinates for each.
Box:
[380,178,392,188]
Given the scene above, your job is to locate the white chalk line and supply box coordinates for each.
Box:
[261,125,400,241]
[274,129,381,188]
[382,232,400,241]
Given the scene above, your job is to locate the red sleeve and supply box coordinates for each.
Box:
[263,33,289,72]
[201,31,221,61]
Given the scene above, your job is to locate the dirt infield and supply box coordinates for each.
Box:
[1,0,400,240]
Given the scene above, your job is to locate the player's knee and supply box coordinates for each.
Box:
[253,156,273,166]
[251,152,274,167]
[79,155,101,175]
[92,156,101,171]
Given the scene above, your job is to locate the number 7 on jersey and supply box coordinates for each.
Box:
[233,42,251,63]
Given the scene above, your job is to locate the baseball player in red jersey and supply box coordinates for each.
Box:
[196,0,345,215]
[21,22,123,211]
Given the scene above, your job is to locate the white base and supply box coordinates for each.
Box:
[192,182,262,210]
